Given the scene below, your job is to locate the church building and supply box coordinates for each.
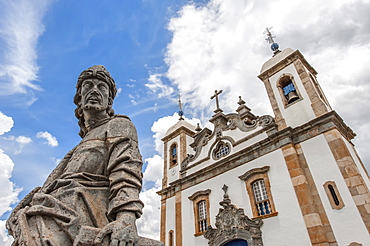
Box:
[157,30,370,246]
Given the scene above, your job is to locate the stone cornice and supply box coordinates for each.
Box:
[161,126,197,142]
[258,50,318,81]
[158,111,356,198]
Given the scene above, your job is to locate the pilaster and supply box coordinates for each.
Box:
[324,129,370,232]
[282,144,337,245]
[293,60,329,117]
[175,192,182,246]
[262,77,287,130]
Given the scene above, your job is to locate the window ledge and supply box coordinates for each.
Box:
[253,212,278,220]
[194,232,206,237]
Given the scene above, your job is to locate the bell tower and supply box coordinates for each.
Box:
[258,28,331,130]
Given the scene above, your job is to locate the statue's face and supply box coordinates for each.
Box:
[80,78,110,112]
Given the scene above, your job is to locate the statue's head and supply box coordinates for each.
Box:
[74,65,117,137]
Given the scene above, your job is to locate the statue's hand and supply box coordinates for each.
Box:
[94,220,139,246]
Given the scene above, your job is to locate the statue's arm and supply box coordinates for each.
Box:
[95,116,143,245]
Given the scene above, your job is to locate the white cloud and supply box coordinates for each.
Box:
[15,136,32,145]
[164,0,370,171]
[143,155,163,183]
[0,112,14,135]
[0,112,21,244]
[137,156,163,240]
[137,113,200,239]
[13,136,32,154]
[0,150,21,216]
[0,220,13,246]
[151,114,181,154]
[116,88,122,97]
[0,0,51,95]
[151,113,200,155]
[36,131,58,147]
[137,186,161,240]
[145,73,174,98]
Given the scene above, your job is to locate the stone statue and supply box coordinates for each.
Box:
[6,65,163,246]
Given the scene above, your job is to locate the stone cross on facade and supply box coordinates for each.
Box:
[210,89,223,113]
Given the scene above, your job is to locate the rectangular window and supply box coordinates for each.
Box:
[252,180,271,216]
[188,189,211,236]
[198,200,208,232]
[239,166,278,219]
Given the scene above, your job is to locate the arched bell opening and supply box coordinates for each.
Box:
[277,74,301,107]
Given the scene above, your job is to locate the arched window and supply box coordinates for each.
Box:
[277,74,301,106]
[170,143,177,167]
[223,239,248,246]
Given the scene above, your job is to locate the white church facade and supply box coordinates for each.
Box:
[157,40,370,246]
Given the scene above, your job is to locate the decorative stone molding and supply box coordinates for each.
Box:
[258,50,317,81]
[204,185,263,246]
[181,114,275,170]
[223,114,275,132]
[238,166,270,181]
[348,242,363,246]
[188,189,212,201]
[159,111,356,200]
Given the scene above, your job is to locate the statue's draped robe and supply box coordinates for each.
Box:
[7,115,144,246]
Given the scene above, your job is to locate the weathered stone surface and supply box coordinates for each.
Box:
[6,65,163,246]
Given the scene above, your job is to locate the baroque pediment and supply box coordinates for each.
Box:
[204,185,263,246]
[181,113,275,170]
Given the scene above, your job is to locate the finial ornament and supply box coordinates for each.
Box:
[195,123,202,132]
[177,94,184,120]
[210,90,223,113]
[220,184,231,207]
[238,96,245,106]
[264,27,280,53]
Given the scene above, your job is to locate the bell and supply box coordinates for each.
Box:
[286,91,299,104]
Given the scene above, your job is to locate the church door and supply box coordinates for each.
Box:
[223,239,248,246]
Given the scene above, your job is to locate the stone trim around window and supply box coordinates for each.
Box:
[168,230,174,246]
[212,141,231,160]
[169,142,178,167]
[188,189,211,236]
[239,166,278,219]
[277,73,302,108]
[324,181,345,210]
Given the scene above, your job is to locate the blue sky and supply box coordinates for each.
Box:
[1,0,370,244]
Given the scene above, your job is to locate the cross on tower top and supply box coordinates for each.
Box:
[177,94,184,120]
[210,90,223,113]
[263,27,280,53]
